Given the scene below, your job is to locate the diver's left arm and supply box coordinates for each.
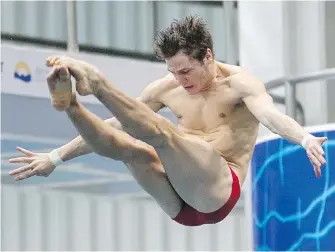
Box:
[230,73,327,177]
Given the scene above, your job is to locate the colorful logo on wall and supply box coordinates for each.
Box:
[14,61,31,83]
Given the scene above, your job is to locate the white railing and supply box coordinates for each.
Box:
[66,0,79,52]
[265,68,335,120]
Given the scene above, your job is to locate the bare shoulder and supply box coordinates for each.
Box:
[216,61,248,75]
[138,74,177,110]
[216,61,265,98]
[141,74,177,99]
[227,70,267,98]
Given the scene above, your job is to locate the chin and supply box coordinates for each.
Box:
[187,88,200,95]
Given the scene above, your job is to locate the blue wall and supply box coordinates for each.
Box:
[251,127,335,251]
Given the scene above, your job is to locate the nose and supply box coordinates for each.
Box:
[175,74,187,85]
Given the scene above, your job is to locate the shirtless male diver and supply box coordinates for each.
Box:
[9,16,327,226]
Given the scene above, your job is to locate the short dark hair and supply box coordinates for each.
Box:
[153,15,214,62]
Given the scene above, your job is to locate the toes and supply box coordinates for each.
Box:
[46,55,64,67]
[46,56,57,66]
[46,57,53,66]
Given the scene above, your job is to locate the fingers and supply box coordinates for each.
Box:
[14,169,37,181]
[47,56,75,69]
[313,164,321,178]
[315,145,325,156]
[8,147,53,181]
[8,156,33,164]
[59,60,84,81]
[305,136,328,178]
[307,150,322,179]
[308,151,322,168]
[308,147,326,179]
[311,147,326,165]
[51,56,85,80]
[16,146,34,157]
[58,66,70,81]
[67,65,83,81]
[8,163,32,176]
[47,57,83,81]
[318,136,328,145]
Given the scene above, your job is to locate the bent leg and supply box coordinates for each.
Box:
[155,134,237,213]
[65,94,147,162]
[92,78,179,147]
[89,77,236,212]
[49,61,238,214]
[47,66,183,217]
[125,160,183,218]
[95,84,235,212]
[65,96,183,217]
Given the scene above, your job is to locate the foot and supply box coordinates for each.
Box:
[46,56,100,96]
[47,66,73,111]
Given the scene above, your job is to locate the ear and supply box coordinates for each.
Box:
[203,48,213,64]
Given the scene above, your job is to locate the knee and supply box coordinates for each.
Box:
[146,117,175,147]
[126,116,174,148]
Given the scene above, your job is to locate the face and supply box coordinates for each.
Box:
[166,50,213,95]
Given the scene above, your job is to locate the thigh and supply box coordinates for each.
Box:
[125,153,183,218]
[117,116,235,214]
[154,133,235,214]
[100,128,183,217]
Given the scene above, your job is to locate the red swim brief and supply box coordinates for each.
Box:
[172,166,241,226]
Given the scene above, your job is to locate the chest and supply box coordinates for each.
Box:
[162,87,241,131]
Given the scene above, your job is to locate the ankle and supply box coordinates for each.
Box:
[92,73,108,97]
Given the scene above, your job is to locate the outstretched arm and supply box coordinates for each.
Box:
[230,73,327,177]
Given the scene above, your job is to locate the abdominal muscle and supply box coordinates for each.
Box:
[178,120,259,185]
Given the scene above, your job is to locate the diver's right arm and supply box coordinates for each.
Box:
[8,118,124,181]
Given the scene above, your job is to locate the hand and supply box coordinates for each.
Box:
[303,136,328,178]
[46,55,102,96]
[8,147,56,181]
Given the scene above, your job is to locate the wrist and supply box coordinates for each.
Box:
[301,133,314,149]
[48,149,64,167]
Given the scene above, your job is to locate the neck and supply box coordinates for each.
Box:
[200,61,220,91]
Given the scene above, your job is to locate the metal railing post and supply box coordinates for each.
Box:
[264,68,335,124]
[66,0,79,52]
[284,81,296,119]
[223,1,237,64]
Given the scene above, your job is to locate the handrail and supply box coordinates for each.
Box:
[66,0,78,52]
[265,68,335,90]
[264,68,335,121]
[270,94,305,125]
